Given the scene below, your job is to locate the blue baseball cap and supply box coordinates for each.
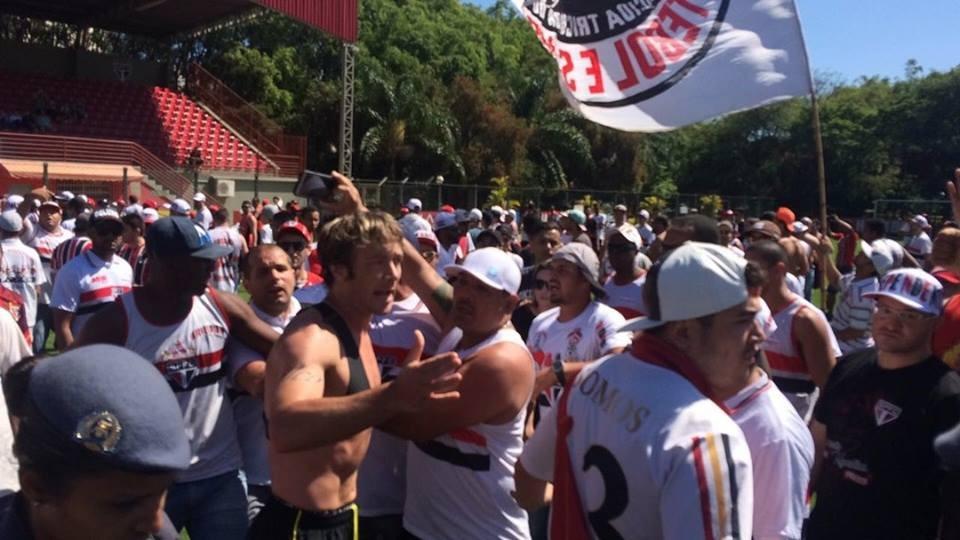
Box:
[24,345,190,472]
[146,216,231,259]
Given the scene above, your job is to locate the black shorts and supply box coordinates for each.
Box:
[248,496,357,540]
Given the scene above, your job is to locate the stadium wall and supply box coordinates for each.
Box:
[0,41,166,86]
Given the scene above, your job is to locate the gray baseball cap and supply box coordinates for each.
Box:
[0,210,23,233]
[551,243,605,297]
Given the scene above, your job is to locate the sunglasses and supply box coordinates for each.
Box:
[535,279,549,290]
[277,241,307,253]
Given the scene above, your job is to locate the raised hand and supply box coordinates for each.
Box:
[389,330,463,412]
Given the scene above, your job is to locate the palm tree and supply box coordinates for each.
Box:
[357,73,464,181]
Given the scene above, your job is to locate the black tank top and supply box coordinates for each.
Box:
[313,302,371,395]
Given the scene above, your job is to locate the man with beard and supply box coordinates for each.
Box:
[51,209,131,349]
[250,203,463,540]
[74,217,281,540]
[808,269,960,539]
[514,243,756,540]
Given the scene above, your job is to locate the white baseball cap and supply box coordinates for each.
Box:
[469,208,482,221]
[911,214,930,228]
[609,223,643,250]
[859,239,895,276]
[621,242,748,332]
[193,193,206,202]
[444,247,521,296]
[0,210,23,233]
[865,268,943,316]
[638,209,650,219]
[170,199,191,216]
[406,198,423,211]
[5,195,24,210]
[142,208,160,225]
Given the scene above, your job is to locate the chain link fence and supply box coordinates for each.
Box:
[355,180,776,217]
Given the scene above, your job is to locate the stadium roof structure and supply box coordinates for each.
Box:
[0,0,358,42]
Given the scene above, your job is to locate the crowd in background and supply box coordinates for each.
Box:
[0,176,959,540]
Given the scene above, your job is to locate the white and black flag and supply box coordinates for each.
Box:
[514,0,812,131]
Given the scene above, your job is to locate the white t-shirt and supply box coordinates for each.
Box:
[527,302,631,414]
[194,206,214,230]
[725,371,813,540]
[520,353,754,540]
[225,297,301,486]
[0,308,30,494]
[830,274,877,355]
[29,227,73,304]
[50,250,132,337]
[637,223,656,247]
[359,293,441,517]
[602,274,647,319]
[207,226,245,293]
[0,238,46,328]
[905,231,932,259]
[437,243,463,272]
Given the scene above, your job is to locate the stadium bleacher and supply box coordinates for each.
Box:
[0,71,264,173]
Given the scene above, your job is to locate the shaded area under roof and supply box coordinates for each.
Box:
[0,0,357,42]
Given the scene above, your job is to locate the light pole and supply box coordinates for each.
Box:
[435,175,445,209]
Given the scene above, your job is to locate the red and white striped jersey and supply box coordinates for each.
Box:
[521,345,754,540]
[50,250,132,336]
[404,327,532,540]
[50,236,91,275]
[118,289,241,482]
[359,293,442,517]
[118,243,148,286]
[29,227,73,304]
[762,295,839,421]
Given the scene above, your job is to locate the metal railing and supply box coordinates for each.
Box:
[187,63,306,176]
[0,131,195,198]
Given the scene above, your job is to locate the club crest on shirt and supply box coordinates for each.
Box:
[874,399,902,426]
[164,359,200,389]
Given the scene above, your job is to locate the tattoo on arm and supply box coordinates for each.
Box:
[286,367,325,384]
[432,282,454,314]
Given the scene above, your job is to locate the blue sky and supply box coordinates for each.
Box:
[465,0,960,82]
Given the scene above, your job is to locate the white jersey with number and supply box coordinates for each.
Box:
[225,297,300,487]
[50,250,132,337]
[602,274,647,319]
[520,353,754,540]
[118,289,241,483]
[527,302,631,413]
[726,371,813,540]
[404,327,532,540]
[359,293,442,517]
[29,227,73,304]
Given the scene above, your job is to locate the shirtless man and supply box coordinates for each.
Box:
[250,194,463,540]
[773,207,813,290]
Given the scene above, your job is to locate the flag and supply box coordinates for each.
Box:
[512,0,812,132]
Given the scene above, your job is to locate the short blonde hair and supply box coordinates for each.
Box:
[932,227,960,268]
[318,211,403,286]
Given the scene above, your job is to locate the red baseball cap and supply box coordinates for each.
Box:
[440,204,455,213]
[776,207,796,228]
[277,220,311,242]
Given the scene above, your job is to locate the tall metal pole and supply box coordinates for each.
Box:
[254,156,260,202]
[339,43,357,177]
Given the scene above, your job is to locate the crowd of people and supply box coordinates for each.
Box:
[0,170,959,540]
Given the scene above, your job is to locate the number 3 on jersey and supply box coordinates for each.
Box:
[583,445,628,540]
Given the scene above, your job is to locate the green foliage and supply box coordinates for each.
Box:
[5,9,960,215]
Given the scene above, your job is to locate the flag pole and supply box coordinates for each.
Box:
[810,88,829,310]
[793,0,830,310]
